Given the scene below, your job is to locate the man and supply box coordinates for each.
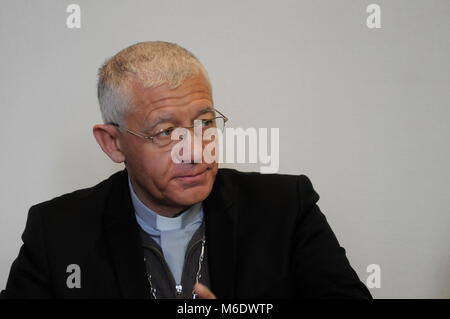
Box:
[1,41,371,299]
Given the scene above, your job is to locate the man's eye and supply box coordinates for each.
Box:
[201,119,215,127]
[159,127,175,137]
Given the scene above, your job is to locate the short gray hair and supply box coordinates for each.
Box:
[97,41,211,127]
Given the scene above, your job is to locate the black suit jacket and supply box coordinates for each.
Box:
[1,168,371,299]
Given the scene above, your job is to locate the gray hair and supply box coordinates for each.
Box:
[97,41,211,127]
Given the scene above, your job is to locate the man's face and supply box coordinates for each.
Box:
[119,74,218,215]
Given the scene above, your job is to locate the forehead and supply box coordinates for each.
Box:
[128,74,213,116]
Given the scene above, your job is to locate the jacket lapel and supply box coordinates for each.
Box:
[103,170,149,299]
[203,170,238,299]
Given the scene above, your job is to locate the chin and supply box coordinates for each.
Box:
[168,178,213,206]
[175,185,212,206]
[167,166,218,206]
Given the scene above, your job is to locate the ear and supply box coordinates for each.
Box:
[93,124,126,163]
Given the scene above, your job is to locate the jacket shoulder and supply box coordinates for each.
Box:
[217,168,319,204]
[30,169,126,218]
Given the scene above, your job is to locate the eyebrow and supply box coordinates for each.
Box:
[143,107,215,132]
[197,107,215,116]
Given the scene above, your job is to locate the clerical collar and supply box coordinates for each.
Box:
[128,176,203,232]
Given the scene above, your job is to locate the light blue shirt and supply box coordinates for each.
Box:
[128,177,204,285]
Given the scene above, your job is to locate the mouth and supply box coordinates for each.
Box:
[174,168,210,184]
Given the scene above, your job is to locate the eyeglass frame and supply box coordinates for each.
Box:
[107,108,228,145]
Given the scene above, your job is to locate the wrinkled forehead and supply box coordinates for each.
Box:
[125,74,213,124]
[130,75,211,106]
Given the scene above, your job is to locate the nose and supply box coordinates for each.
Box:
[186,126,203,163]
[173,126,204,164]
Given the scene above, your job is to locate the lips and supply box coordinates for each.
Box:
[176,168,208,178]
[174,167,210,183]
[179,171,205,178]
[174,165,211,178]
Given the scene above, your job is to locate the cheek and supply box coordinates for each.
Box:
[127,148,174,188]
[141,153,174,185]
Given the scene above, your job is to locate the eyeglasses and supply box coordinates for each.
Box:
[108,108,228,148]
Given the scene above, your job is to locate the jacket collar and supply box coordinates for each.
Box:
[102,168,238,299]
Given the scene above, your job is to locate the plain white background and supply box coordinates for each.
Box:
[1,0,449,298]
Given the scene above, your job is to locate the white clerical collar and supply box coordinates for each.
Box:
[128,176,203,232]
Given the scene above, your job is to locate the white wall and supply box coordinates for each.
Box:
[1,0,449,298]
